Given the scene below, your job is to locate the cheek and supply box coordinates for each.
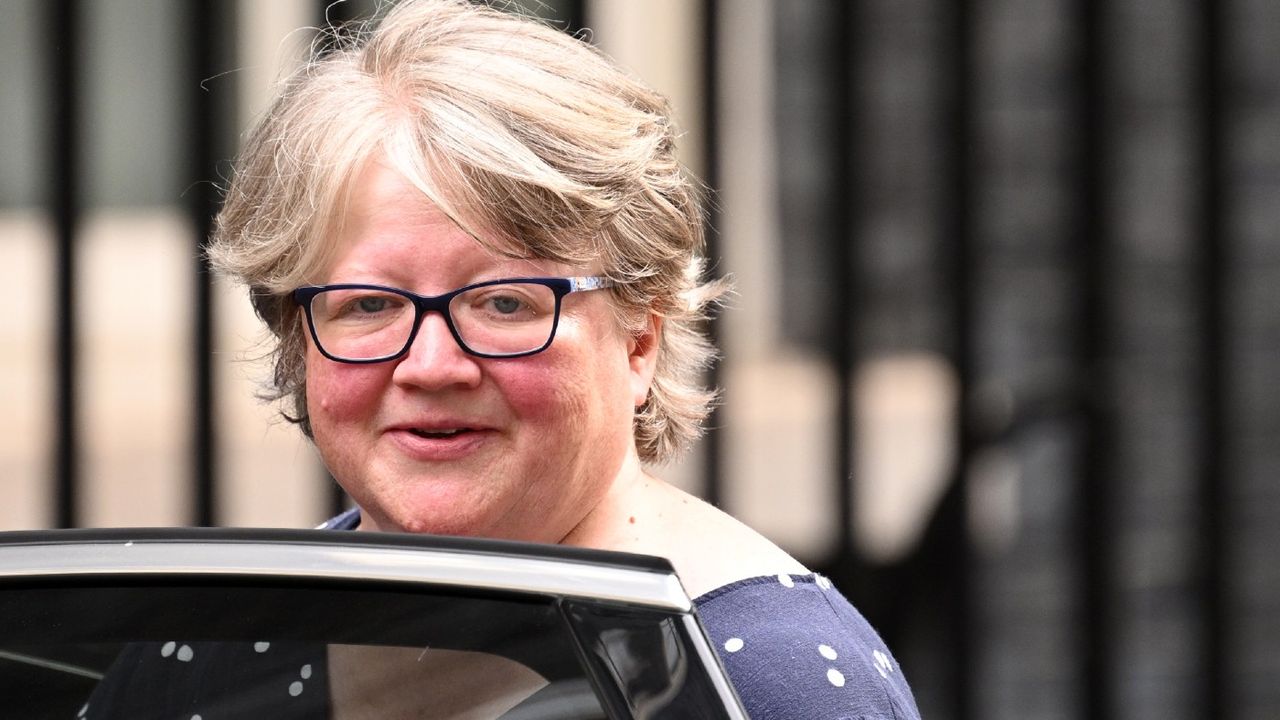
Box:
[306,348,387,424]
[486,358,588,424]
[489,338,630,437]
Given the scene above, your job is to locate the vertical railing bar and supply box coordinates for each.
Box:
[1076,2,1114,719]
[943,0,975,717]
[188,0,221,527]
[49,0,80,530]
[831,0,860,595]
[699,0,723,508]
[1196,1,1227,717]
[561,0,587,38]
[319,0,374,44]
[317,0,348,55]
[329,473,349,519]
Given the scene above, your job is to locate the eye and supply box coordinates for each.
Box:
[474,288,539,318]
[338,294,395,318]
[355,296,389,314]
[488,294,525,315]
[457,283,551,324]
[321,289,407,322]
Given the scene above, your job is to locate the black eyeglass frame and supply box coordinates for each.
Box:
[292,276,613,364]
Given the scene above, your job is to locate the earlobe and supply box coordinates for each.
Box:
[628,314,662,407]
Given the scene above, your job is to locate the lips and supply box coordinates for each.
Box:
[391,418,487,436]
[386,421,493,461]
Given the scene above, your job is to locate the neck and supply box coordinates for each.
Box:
[557,450,654,549]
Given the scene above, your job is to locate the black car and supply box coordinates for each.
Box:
[0,528,748,719]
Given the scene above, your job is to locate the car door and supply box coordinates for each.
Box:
[0,528,747,719]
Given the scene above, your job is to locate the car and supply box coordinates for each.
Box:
[0,527,749,719]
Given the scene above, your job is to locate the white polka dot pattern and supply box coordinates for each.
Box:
[94,641,350,716]
[872,649,895,679]
[816,643,845,687]
[669,572,921,717]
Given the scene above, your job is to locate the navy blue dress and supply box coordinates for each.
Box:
[695,573,921,719]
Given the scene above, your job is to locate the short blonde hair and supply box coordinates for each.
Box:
[208,0,724,464]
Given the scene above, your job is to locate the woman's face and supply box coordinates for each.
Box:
[304,160,657,541]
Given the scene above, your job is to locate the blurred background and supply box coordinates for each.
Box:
[1,0,1277,718]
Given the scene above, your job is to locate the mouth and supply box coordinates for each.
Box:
[407,427,473,439]
[390,424,490,461]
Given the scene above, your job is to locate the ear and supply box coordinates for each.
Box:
[627,313,662,408]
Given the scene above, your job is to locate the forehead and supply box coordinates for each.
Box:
[334,160,505,252]
[318,161,569,284]
[342,161,457,235]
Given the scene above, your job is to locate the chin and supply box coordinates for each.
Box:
[385,512,464,537]
[381,506,497,538]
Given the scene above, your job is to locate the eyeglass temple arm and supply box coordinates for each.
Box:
[568,276,613,292]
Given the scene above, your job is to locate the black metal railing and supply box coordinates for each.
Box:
[48,0,80,531]
[25,0,1273,717]
[186,0,228,528]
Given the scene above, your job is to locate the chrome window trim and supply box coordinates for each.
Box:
[0,540,692,612]
[680,613,749,717]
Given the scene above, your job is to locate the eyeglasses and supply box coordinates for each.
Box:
[292,277,614,363]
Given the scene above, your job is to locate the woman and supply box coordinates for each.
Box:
[210,1,921,717]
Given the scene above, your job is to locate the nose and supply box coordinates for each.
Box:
[391,311,483,391]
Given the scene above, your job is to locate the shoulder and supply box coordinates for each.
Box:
[565,474,808,597]
[632,482,809,597]
[318,506,361,530]
[696,574,922,720]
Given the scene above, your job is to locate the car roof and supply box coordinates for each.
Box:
[0,527,692,611]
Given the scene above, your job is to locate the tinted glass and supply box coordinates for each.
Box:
[0,583,607,719]
[564,601,735,719]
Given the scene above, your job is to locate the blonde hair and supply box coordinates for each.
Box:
[208,0,725,464]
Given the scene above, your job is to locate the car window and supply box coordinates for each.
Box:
[0,583,608,719]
